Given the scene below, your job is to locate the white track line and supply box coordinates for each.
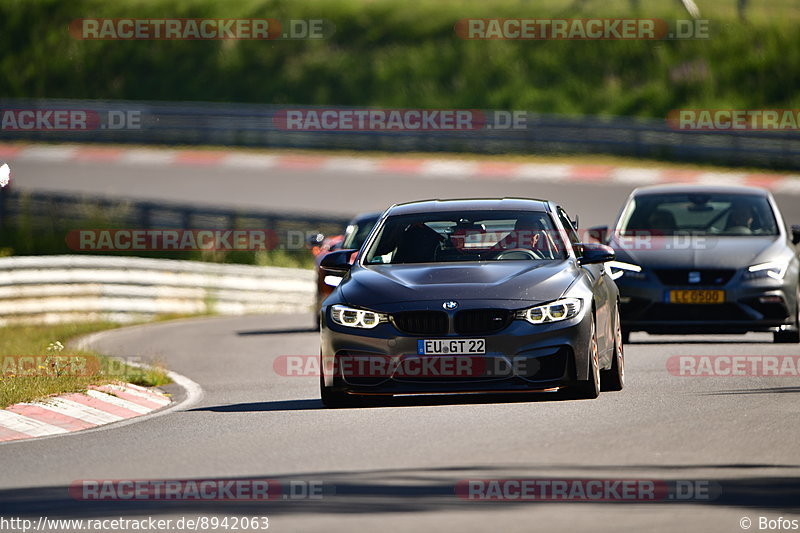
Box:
[0,410,68,437]
[16,146,78,162]
[513,163,572,181]
[695,172,748,185]
[322,157,378,173]
[611,167,665,185]
[0,325,203,445]
[220,153,278,169]
[78,327,204,411]
[773,178,800,195]
[85,389,152,414]
[419,160,477,178]
[119,149,178,165]
[100,383,171,406]
[36,397,124,425]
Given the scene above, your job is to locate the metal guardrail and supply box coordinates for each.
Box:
[0,99,798,169]
[0,188,351,249]
[0,255,314,325]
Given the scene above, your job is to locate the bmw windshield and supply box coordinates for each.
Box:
[363,210,568,264]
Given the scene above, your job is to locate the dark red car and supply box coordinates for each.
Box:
[312,212,381,329]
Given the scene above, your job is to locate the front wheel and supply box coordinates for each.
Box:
[320,371,360,408]
[773,286,800,344]
[573,316,600,399]
[601,304,625,391]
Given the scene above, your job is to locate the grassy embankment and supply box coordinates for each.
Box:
[0,322,171,408]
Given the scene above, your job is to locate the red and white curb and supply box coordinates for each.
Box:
[1,143,799,194]
[0,381,171,443]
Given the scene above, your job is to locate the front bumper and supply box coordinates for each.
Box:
[320,305,593,396]
[617,273,796,334]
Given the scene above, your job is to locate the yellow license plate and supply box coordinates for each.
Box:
[668,290,725,304]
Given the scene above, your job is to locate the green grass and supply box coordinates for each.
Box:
[0,322,171,408]
[0,200,318,269]
[0,0,798,118]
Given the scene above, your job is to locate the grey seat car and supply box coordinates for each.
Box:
[318,198,624,407]
[590,184,800,344]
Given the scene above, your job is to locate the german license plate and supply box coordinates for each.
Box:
[668,290,725,304]
[418,339,486,355]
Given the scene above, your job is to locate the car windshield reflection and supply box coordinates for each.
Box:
[363,210,569,264]
[619,193,780,237]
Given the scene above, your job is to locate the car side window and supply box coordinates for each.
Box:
[556,207,582,257]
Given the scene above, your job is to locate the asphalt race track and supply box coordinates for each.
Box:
[13,155,800,225]
[1,156,799,532]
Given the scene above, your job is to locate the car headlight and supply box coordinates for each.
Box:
[605,261,645,281]
[330,304,387,329]
[516,298,583,324]
[744,260,789,281]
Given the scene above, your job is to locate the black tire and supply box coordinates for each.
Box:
[621,329,631,345]
[320,372,359,408]
[313,294,322,331]
[573,317,600,399]
[601,304,625,391]
[773,286,800,344]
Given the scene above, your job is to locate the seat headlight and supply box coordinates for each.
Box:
[605,261,645,281]
[744,260,789,281]
[516,298,583,324]
[330,304,387,329]
[324,275,343,287]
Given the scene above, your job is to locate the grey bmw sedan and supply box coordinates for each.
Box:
[318,198,623,407]
[591,184,800,343]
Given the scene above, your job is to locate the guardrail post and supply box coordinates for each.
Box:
[0,187,6,231]
[182,209,193,230]
[138,204,152,229]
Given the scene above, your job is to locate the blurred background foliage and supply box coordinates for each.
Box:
[0,0,797,117]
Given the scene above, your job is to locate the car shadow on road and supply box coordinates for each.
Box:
[187,391,595,413]
[629,339,770,345]
[3,465,800,519]
[701,386,800,396]
[236,327,318,336]
[189,399,325,412]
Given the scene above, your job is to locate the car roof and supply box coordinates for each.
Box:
[348,211,382,225]
[631,183,771,197]
[386,198,551,216]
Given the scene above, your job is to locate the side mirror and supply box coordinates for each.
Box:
[586,225,609,244]
[578,243,615,266]
[320,249,358,273]
[791,225,800,245]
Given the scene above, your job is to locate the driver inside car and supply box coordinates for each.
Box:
[491,216,558,259]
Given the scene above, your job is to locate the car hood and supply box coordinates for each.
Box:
[611,235,783,268]
[341,261,577,306]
